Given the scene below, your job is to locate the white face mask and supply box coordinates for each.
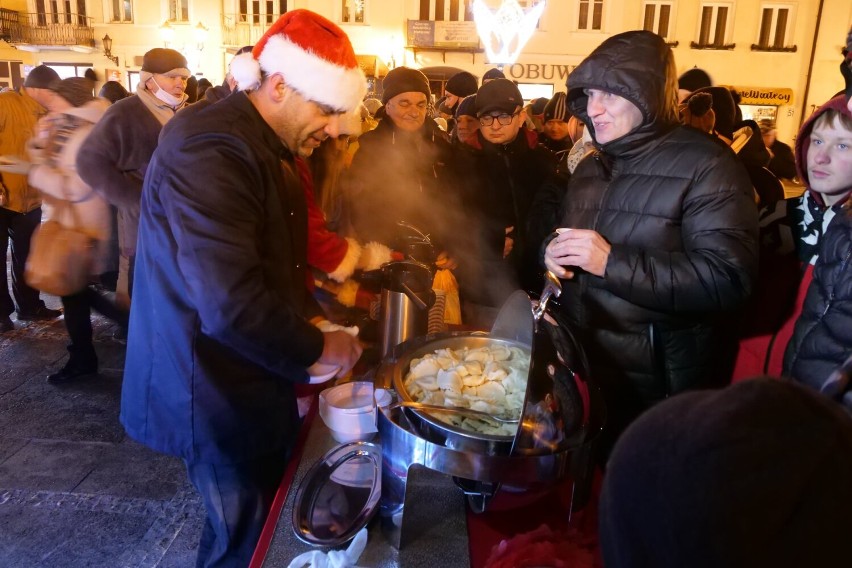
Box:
[151,77,186,107]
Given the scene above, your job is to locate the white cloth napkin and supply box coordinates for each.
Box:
[286,528,368,568]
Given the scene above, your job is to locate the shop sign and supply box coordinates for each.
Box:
[502,63,575,82]
[406,20,479,49]
[721,85,794,106]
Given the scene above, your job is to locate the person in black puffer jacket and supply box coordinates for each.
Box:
[542,30,759,458]
[783,81,852,389]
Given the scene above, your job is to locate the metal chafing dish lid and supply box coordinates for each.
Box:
[292,441,382,547]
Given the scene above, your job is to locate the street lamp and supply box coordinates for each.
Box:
[102,34,119,66]
[193,21,209,51]
[159,20,174,48]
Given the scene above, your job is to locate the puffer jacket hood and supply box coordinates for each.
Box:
[794,94,852,203]
[566,30,678,154]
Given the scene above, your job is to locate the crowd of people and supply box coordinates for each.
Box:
[1,9,851,567]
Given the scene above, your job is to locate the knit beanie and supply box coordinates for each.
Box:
[689,86,736,139]
[381,66,430,104]
[482,67,506,83]
[530,96,548,116]
[599,378,852,568]
[677,67,712,93]
[445,71,478,97]
[455,94,477,119]
[141,48,190,75]
[53,77,95,107]
[228,10,366,112]
[543,91,570,122]
[23,65,60,89]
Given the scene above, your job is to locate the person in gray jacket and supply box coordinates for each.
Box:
[76,48,189,309]
[543,31,758,457]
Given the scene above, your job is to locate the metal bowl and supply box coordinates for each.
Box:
[376,328,589,457]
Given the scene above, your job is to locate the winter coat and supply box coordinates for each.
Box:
[0,88,45,213]
[768,139,797,180]
[76,95,162,257]
[120,91,325,464]
[27,99,111,273]
[785,198,852,389]
[556,31,758,442]
[454,127,559,305]
[782,95,852,389]
[347,115,464,257]
[733,95,852,382]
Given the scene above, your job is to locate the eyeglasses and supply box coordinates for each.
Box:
[479,111,519,127]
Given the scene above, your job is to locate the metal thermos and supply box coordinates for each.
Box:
[379,261,436,357]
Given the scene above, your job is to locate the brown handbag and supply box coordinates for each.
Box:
[25,199,95,297]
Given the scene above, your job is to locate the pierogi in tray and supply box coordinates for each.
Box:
[403,344,530,436]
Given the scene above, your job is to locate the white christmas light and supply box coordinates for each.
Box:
[472,0,546,65]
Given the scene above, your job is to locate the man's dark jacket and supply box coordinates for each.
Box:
[455,127,558,305]
[120,92,324,464]
[559,31,759,446]
[348,113,464,257]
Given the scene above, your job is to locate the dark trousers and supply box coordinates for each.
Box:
[186,451,290,568]
[0,207,44,317]
[61,286,129,358]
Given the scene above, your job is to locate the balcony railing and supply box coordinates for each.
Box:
[1,11,95,48]
[222,13,285,47]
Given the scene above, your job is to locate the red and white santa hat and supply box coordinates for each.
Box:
[230,9,366,112]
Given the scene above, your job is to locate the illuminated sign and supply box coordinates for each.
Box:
[472,0,546,64]
[720,85,795,106]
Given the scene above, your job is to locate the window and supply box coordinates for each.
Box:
[111,0,133,22]
[341,0,365,24]
[756,4,793,50]
[32,0,86,25]
[169,0,188,22]
[419,0,474,22]
[697,3,732,47]
[643,1,672,40]
[239,0,286,24]
[578,0,603,31]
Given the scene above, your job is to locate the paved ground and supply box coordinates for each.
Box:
[0,289,205,567]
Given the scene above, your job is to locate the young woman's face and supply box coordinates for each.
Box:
[807,116,852,205]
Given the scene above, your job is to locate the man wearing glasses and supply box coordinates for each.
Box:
[455,79,558,325]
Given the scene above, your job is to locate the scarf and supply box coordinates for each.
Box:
[136,83,183,125]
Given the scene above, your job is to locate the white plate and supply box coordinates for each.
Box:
[307,363,341,384]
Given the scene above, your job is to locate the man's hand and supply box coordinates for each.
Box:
[317,330,363,378]
[544,228,611,278]
[435,251,458,270]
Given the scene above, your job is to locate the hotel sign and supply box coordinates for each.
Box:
[721,85,794,106]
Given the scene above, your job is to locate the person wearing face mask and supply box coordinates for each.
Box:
[76,48,190,312]
[542,31,758,459]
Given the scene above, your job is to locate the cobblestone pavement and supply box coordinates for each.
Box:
[0,287,204,567]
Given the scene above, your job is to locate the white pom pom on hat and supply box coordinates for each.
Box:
[229,9,366,113]
[229,52,262,91]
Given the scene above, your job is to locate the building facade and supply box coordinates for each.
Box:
[0,0,849,143]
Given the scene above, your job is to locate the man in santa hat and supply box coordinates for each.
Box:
[119,10,364,566]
